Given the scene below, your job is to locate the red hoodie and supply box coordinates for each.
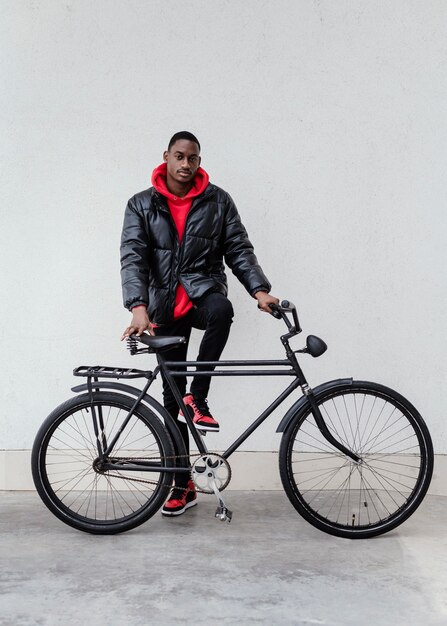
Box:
[150,162,210,321]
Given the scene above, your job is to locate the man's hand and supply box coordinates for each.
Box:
[121,306,153,340]
[254,291,280,313]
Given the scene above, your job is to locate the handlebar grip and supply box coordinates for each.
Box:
[277,300,302,332]
[268,300,301,331]
[268,304,282,319]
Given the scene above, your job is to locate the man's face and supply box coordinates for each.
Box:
[163,139,201,184]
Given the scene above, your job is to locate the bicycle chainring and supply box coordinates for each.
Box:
[191,453,231,494]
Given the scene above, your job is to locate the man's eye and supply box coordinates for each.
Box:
[189,157,197,163]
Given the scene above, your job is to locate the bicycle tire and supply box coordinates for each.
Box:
[32,392,175,534]
[279,381,433,538]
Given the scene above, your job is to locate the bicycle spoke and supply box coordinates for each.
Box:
[363,462,414,499]
[362,421,413,454]
[358,471,394,518]
[330,398,352,449]
[293,438,347,459]
[295,423,351,456]
[306,413,356,454]
[119,433,159,450]
[359,400,394,453]
[71,413,97,454]
[352,394,366,452]
[360,413,408,453]
[342,395,357,450]
[103,476,126,518]
[334,469,358,523]
[299,460,350,501]
[52,464,93,491]
[357,470,384,522]
[114,416,141,451]
[362,455,421,470]
[59,471,97,505]
[364,463,419,482]
[56,423,95,453]
[119,475,154,505]
[357,394,378,451]
[295,464,350,487]
[49,436,94,464]
[320,401,351,450]
[84,474,98,519]
[47,445,92,462]
[292,453,341,463]
[370,434,419,456]
[103,404,113,431]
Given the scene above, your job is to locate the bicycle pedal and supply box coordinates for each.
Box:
[215,506,233,523]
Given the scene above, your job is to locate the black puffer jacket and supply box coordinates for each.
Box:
[120,183,271,325]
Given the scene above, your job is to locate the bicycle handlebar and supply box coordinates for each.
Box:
[270,300,302,334]
[130,300,302,353]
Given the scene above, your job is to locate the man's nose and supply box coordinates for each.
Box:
[180,157,190,169]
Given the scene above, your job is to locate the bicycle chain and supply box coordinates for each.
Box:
[104,452,226,494]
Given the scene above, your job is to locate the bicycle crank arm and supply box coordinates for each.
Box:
[210,479,233,523]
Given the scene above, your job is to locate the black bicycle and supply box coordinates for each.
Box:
[31,301,433,538]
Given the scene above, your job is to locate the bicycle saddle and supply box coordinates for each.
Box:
[131,333,187,351]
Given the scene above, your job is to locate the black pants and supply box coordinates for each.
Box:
[154,292,234,485]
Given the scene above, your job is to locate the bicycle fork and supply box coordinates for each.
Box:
[284,336,363,465]
[303,385,362,464]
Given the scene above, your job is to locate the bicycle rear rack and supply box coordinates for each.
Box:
[73,365,152,380]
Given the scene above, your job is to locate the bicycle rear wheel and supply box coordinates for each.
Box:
[279,381,433,538]
[32,392,175,534]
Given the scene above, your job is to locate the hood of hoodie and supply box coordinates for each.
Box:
[151,162,209,200]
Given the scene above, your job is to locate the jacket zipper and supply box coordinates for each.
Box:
[177,187,216,275]
[154,195,180,317]
[154,187,216,317]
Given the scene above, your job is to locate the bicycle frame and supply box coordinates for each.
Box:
[158,357,301,460]
[73,305,361,474]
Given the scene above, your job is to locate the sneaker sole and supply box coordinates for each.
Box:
[178,414,220,433]
[193,424,220,432]
[161,499,198,517]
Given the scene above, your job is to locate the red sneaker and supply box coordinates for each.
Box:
[162,480,197,516]
[181,394,220,432]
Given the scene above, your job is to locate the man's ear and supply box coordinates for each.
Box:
[198,156,202,166]
[163,150,169,162]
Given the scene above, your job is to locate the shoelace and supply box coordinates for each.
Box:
[191,399,212,419]
[190,400,205,418]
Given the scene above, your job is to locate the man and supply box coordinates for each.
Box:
[120,131,278,516]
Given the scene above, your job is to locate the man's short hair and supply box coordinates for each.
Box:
[168,131,201,152]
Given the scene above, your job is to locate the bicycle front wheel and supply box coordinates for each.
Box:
[279,381,433,538]
[32,392,175,534]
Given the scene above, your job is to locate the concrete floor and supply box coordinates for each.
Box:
[0,491,446,626]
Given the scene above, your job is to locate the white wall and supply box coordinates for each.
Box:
[1,1,446,467]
